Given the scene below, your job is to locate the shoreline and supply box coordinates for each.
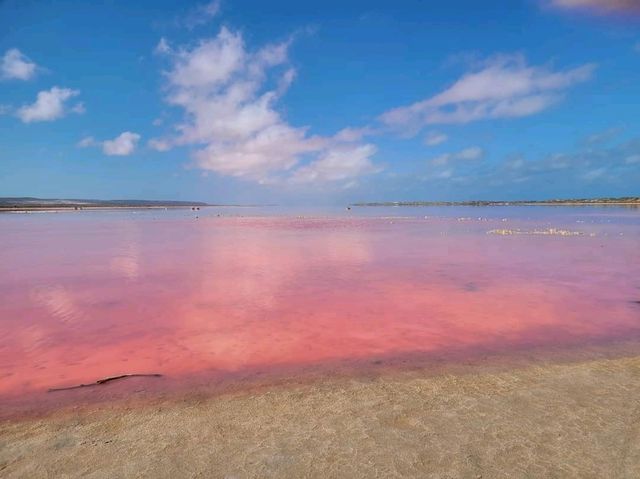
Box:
[353,201,640,207]
[2,202,638,214]
[0,205,266,213]
[3,335,640,422]
[2,343,639,478]
[2,198,639,213]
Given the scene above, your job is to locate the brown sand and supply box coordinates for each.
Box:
[2,351,640,478]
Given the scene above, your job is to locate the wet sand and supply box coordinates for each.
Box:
[2,344,640,479]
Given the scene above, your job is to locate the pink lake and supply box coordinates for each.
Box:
[1,206,639,414]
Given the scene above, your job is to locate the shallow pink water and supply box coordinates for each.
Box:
[1,207,639,407]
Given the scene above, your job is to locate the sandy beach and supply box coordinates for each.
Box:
[2,342,640,479]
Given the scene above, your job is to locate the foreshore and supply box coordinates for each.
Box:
[2,341,639,478]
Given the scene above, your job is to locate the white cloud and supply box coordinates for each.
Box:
[155,37,172,55]
[333,126,374,142]
[547,0,640,13]
[182,0,221,29]
[583,127,622,146]
[71,102,86,114]
[153,27,381,185]
[102,132,141,156]
[192,124,326,179]
[1,48,37,80]
[380,55,595,131]
[77,136,96,148]
[148,138,172,152]
[420,168,455,182]
[167,28,247,91]
[424,131,448,146]
[290,144,379,183]
[430,146,483,166]
[435,169,453,179]
[484,137,640,189]
[505,156,526,170]
[78,132,142,155]
[456,147,484,160]
[581,167,607,181]
[430,154,449,167]
[16,87,80,123]
[413,136,640,192]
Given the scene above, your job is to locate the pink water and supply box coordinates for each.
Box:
[1,206,639,411]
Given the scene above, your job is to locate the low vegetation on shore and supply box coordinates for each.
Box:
[0,197,210,211]
[353,197,640,207]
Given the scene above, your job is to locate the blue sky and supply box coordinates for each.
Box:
[0,0,639,204]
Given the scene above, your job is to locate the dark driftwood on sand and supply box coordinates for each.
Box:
[48,374,163,392]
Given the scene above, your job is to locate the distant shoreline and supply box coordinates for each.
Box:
[0,205,266,212]
[0,205,205,212]
[2,197,638,212]
[0,197,272,212]
[352,198,640,207]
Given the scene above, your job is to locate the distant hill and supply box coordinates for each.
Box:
[352,197,640,207]
[0,197,210,210]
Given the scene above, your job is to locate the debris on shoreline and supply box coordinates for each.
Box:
[48,374,163,392]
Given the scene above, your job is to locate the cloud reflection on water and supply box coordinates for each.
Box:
[0,211,639,397]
